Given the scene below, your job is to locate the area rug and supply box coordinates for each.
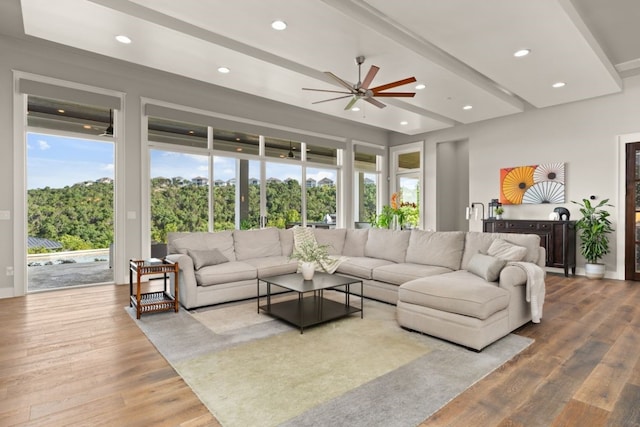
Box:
[126,292,532,427]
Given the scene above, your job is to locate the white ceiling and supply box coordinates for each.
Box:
[8,0,640,135]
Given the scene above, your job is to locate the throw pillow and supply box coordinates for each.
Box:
[467,253,507,282]
[188,248,229,270]
[487,238,528,261]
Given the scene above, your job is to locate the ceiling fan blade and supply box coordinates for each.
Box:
[344,96,359,110]
[360,65,380,89]
[371,76,417,93]
[303,88,354,94]
[373,92,416,97]
[364,97,386,109]
[325,71,356,92]
[311,95,353,105]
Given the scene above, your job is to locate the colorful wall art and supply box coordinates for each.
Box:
[500,163,565,204]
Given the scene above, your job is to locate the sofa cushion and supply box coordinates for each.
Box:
[187,248,229,270]
[405,230,465,270]
[243,256,298,278]
[233,228,281,261]
[170,231,236,261]
[169,232,210,254]
[313,229,346,255]
[398,271,510,320]
[372,263,453,286]
[487,239,527,262]
[342,229,368,257]
[365,229,410,263]
[335,257,395,280]
[461,232,540,270]
[195,261,257,286]
[467,253,506,282]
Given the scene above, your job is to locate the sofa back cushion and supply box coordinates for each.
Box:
[233,228,282,260]
[461,232,541,270]
[365,229,410,263]
[279,228,294,257]
[342,229,369,257]
[313,229,346,255]
[405,230,465,270]
[168,231,236,261]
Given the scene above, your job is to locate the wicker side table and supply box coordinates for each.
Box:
[129,258,179,319]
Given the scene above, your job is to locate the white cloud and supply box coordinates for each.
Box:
[38,140,51,150]
[101,163,114,172]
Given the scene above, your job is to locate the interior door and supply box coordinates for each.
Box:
[624,142,640,280]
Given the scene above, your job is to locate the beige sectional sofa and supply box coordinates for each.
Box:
[166,227,545,350]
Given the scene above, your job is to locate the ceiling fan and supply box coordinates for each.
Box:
[303,56,417,110]
[100,109,113,137]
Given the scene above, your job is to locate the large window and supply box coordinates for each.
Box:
[390,143,423,229]
[146,110,342,237]
[354,149,381,226]
[26,95,116,290]
[149,150,209,242]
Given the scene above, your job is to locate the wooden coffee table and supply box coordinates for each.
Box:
[257,272,363,333]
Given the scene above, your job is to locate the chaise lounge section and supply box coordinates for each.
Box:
[166,227,545,350]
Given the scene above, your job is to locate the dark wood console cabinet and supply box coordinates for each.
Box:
[483,219,576,276]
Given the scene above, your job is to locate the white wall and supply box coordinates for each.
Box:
[391,74,640,278]
[0,34,388,295]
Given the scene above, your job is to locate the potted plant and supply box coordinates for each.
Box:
[571,198,614,279]
[290,239,331,280]
[495,206,505,220]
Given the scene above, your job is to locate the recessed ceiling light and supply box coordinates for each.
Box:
[552,82,566,88]
[217,67,230,74]
[514,49,530,57]
[57,109,65,113]
[83,124,92,129]
[271,20,287,30]
[351,107,360,112]
[188,130,194,135]
[115,35,132,44]
[400,121,408,125]
[415,84,426,90]
[236,147,243,152]
[463,105,473,110]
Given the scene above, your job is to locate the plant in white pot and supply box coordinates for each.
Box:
[290,239,331,280]
[572,198,614,279]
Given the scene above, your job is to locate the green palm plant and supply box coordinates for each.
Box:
[571,198,614,264]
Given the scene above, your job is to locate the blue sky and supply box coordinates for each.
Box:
[27,133,114,189]
[27,133,336,189]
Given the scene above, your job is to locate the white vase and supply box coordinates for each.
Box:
[300,262,315,280]
[390,214,400,230]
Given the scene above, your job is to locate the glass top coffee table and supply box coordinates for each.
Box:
[257,272,363,333]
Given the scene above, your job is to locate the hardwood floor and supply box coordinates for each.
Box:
[422,273,640,427]
[0,274,638,426]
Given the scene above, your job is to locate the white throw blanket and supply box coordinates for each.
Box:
[292,226,348,274]
[508,261,546,323]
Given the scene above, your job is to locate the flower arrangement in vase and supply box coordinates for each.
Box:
[371,192,419,229]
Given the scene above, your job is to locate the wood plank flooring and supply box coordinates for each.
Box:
[0,274,638,426]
